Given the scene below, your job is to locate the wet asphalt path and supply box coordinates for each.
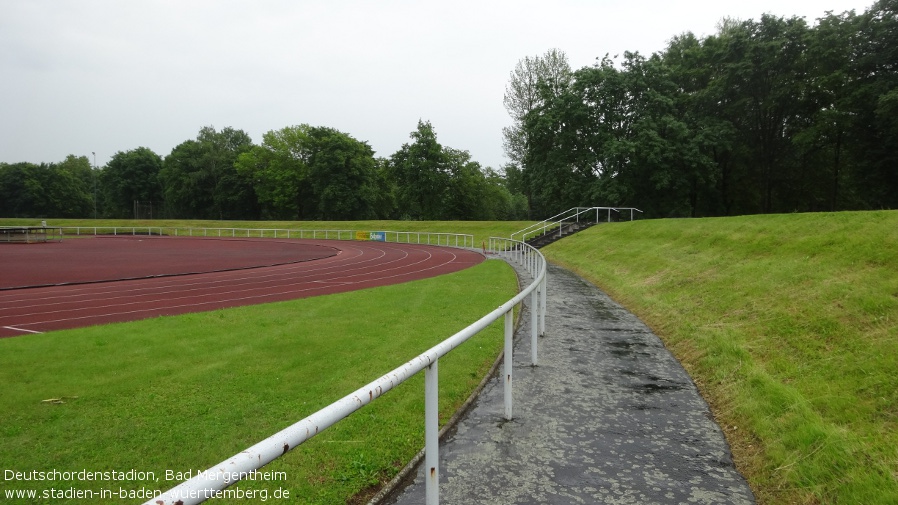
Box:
[381,261,755,504]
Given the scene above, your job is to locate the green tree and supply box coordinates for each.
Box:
[794,9,861,211]
[712,15,812,214]
[389,120,450,220]
[305,126,379,220]
[663,32,736,216]
[372,157,398,219]
[503,49,572,167]
[497,164,530,220]
[0,157,95,218]
[503,49,572,215]
[846,0,898,208]
[159,126,256,219]
[442,148,487,220]
[200,126,257,219]
[235,125,313,220]
[159,140,206,218]
[99,147,163,218]
[0,162,45,217]
[521,77,591,218]
[512,2,897,218]
[51,155,95,217]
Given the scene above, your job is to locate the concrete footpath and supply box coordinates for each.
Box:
[380,261,755,505]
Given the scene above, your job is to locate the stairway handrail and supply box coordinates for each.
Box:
[511,207,642,242]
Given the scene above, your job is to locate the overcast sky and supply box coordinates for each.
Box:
[0,0,875,171]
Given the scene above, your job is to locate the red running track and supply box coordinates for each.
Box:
[0,236,485,337]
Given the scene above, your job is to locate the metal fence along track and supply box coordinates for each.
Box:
[58,226,475,249]
[99,230,548,505]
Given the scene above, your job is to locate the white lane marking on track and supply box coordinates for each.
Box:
[0,246,382,310]
[6,251,448,320]
[0,241,364,292]
[1,242,480,330]
[2,250,457,323]
[2,325,42,334]
[0,242,415,312]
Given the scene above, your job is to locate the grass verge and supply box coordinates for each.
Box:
[0,259,517,504]
[542,210,898,504]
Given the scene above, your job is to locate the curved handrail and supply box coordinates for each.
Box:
[145,237,546,505]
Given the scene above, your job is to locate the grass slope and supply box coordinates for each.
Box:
[0,259,517,504]
[542,211,898,504]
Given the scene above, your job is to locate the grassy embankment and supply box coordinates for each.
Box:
[0,222,522,504]
[543,211,898,504]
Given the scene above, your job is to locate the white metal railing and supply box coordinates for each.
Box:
[0,225,63,243]
[139,236,545,505]
[511,206,643,242]
[56,226,474,249]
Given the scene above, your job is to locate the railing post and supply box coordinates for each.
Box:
[504,308,514,420]
[425,360,439,505]
[540,273,547,336]
[531,289,539,366]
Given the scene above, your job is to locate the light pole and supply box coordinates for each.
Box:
[92,152,97,219]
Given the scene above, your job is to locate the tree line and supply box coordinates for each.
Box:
[5,1,895,222]
[505,0,897,218]
[0,121,529,221]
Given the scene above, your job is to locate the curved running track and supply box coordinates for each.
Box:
[0,236,485,338]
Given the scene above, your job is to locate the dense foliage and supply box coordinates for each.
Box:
[0,122,526,221]
[3,2,894,221]
[508,1,898,218]
[0,155,95,218]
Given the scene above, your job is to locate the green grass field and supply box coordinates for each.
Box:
[3,212,896,504]
[0,255,518,504]
[542,211,898,504]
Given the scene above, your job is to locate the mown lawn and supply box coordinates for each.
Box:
[542,211,898,504]
[0,258,518,504]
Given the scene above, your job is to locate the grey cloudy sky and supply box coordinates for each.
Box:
[0,0,875,170]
